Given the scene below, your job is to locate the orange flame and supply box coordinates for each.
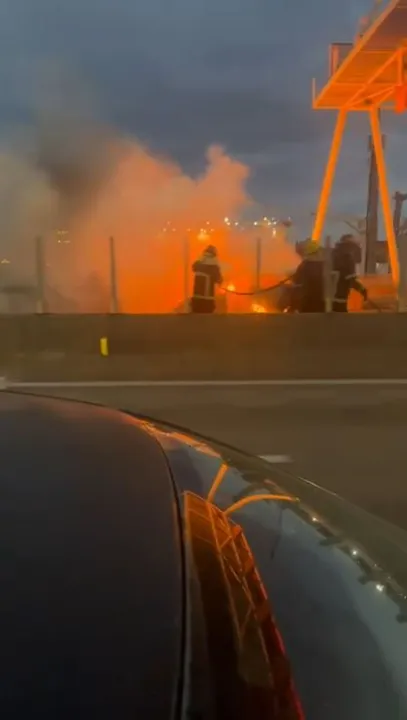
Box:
[251,302,267,313]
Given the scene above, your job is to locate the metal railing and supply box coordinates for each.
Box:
[0,235,398,314]
[0,234,276,315]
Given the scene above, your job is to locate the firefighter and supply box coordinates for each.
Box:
[190,245,223,313]
[290,239,325,313]
[331,234,368,312]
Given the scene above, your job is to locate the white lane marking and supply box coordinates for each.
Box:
[3,378,407,389]
[259,454,292,464]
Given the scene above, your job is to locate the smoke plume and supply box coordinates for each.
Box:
[0,77,299,312]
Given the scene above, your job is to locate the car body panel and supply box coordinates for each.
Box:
[0,393,184,719]
[2,392,407,719]
[145,416,407,719]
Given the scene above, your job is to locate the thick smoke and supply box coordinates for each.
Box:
[0,81,299,312]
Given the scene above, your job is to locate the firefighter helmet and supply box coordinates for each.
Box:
[337,234,362,264]
[303,239,320,256]
[204,245,217,257]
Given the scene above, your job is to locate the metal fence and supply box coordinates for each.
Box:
[0,234,277,314]
[0,234,398,314]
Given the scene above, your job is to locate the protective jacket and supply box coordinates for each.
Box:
[291,254,325,313]
[192,253,223,302]
[332,240,367,312]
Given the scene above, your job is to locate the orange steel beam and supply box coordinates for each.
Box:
[368,86,396,107]
[369,107,400,286]
[345,48,401,109]
[313,1,400,109]
[369,86,395,103]
[350,85,397,111]
[337,82,395,87]
[312,109,347,243]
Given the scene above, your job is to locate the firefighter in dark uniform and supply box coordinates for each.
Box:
[290,239,326,313]
[191,245,223,313]
[332,234,367,312]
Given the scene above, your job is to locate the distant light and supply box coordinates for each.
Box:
[351,549,359,557]
[311,516,318,523]
[376,583,385,593]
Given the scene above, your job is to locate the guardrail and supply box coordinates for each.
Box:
[0,312,406,382]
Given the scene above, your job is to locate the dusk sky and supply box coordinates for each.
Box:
[0,0,404,233]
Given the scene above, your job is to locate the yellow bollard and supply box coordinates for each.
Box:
[100,337,109,357]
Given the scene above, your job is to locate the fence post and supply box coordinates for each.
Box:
[35,236,45,313]
[254,236,262,291]
[183,236,190,313]
[398,235,407,311]
[109,236,119,313]
[324,234,333,313]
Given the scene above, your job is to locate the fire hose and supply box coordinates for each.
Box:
[221,277,382,311]
[221,275,293,297]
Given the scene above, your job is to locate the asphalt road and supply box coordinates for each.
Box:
[10,381,407,531]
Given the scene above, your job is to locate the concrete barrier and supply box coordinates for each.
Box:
[1,312,407,381]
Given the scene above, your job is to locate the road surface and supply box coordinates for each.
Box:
[8,381,407,530]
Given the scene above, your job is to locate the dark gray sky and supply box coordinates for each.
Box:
[1,0,404,228]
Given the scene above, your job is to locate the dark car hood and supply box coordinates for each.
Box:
[139,415,407,720]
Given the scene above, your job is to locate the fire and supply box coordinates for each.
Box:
[226,283,236,292]
[251,302,267,313]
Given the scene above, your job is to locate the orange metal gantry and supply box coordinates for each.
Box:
[312,0,407,287]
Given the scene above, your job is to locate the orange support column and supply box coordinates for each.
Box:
[369,107,400,288]
[312,109,347,243]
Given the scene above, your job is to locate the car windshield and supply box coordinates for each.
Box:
[135,413,407,720]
